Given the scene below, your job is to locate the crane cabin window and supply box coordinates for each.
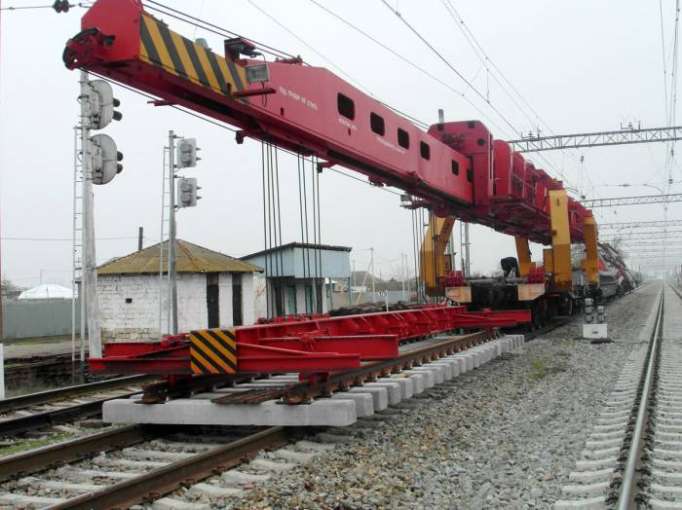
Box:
[337,93,355,120]
[451,160,460,175]
[397,128,410,149]
[420,141,431,160]
[370,112,385,136]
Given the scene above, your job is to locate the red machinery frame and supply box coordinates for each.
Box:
[90,306,530,376]
[61,1,566,377]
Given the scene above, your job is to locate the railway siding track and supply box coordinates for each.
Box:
[0,375,152,438]
[555,283,682,510]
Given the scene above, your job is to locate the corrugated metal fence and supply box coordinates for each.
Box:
[1,299,77,339]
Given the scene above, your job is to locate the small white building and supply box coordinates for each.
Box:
[241,242,351,317]
[97,239,264,342]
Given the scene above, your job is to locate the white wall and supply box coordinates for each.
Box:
[98,274,163,342]
[98,272,260,342]
[176,273,208,333]
[251,272,267,323]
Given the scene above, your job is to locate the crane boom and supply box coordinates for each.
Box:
[63,0,596,249]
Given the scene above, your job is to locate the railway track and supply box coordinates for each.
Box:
[0,375,153,438]
[0,423,294,509]
[0,312,585,508]
[555,282,682,509]
[0,329,526,508]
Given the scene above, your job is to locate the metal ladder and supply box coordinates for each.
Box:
[158,146,171,338]
[71,126,84,363]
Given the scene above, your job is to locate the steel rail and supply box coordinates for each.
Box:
[0,391,143,437]
[615,287,664,509]
[0,374,152,415]
[0,424,163,482]
[50,426,290,510]
[214,320,572,406]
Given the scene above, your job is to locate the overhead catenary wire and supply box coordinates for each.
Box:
[2,236,137,241]
[309,0,557,186]
[431,0,578,189]
[0,2,90,10]
[307,0,511,136]
[364,0,570,189]
[660,0,670,123]
[378,0,520,138]
[246,0,428,129]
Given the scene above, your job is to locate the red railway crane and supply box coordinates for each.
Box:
[62,0,598,378]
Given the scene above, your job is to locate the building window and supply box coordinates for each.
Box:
[370,112,385,136]
[451,160,460,176]
[207,273,220,328]
[232,273,243,326]
[125,298,133,304]
[467,167,474,183]
[420,141,430,160]
[397,128,410,149]
[337,93,355,120]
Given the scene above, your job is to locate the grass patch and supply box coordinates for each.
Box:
[0,432,75,458]
[530,358,547,380]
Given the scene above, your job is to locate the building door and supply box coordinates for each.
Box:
[232,273,243,326]
[305,284,313,314]
[206,273,220,328]
[274,283,284,317]
[286,285,297,314]
[315,281,323,313]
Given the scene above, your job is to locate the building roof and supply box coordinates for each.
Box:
[98,239,263,276]
[18,284,73,300]
[242,242,352,260]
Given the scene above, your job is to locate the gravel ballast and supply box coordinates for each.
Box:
[226,283,660,510]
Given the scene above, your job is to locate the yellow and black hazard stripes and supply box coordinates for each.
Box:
[189,329,238,375]
[138,14,246,97]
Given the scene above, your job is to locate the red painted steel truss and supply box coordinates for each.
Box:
[90,306,530,376]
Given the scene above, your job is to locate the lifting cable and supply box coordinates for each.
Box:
[296,154,309,312]
[296,154,324,314]
[261,141,284,317]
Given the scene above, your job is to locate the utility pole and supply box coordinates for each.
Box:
[168,130,178,335]
[370,247,376,303]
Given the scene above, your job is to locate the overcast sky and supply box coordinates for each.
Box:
[1,0,680,288]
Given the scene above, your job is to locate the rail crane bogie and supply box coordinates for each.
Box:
[63,0,598,377]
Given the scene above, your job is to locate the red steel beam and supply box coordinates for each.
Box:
[88,307,530,376]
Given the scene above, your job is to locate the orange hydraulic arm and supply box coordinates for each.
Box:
[420,215,456,296]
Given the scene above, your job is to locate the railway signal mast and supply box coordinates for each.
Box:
[74,73,123,361]
[165,133,200,334]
